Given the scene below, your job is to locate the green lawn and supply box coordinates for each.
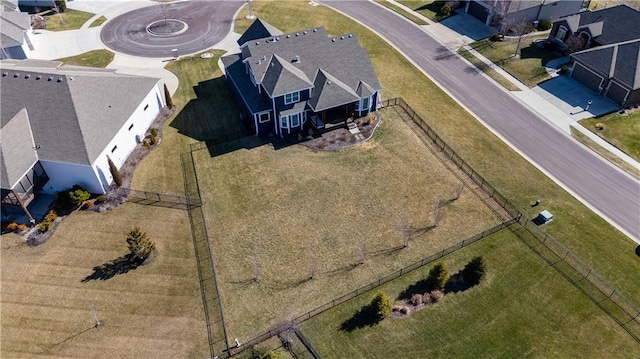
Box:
[196,108,502,340]
[301,229,640,358]
[458,47,521,91]
[469,35,560,87]
[0,204,208,358]
[397,0,443,21]
[45,9,95,31]
[579,110,640,163]
[375,1,429,25]
[89,16,107,28]
[55,49,114,68]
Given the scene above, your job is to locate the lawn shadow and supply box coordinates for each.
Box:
[398,278,434,301]
[81,253,143,282]
[519,42,560,66]
[444,272,474,293]
[169,76,248,142]
[340,303,382,332]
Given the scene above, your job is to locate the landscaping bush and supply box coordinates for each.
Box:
[55,0,66,12]
[143,139,150,148]
[429,290,444,303]
[66,185,90,207]
[410,293,424,306]
[426,262,448,290]
[538,19,552,31]
[462,256,486,285]
[490,33,502,42]
[6,222,19,232]
[370,291,392,320]
[108,157,123,187]
[150,128,158,137]
[150,134,157,145]
[17,223,28,231]
[441,5,452,16]
[38,210,57,232]
[95,195,107,204]
[126,227,156,262]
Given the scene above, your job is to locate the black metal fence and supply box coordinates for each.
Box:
[381,97,640,342]
[123,188,192,210]
[181,152,230,357]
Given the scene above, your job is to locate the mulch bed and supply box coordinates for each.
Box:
[301,115,381,151]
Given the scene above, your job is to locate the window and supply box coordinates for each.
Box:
[143,104,149,111]
[258,112,270,123]
[128,124,134,131]
[360,96,371,111]
[111,145,117,153]
[284,91,300,104]
[290,113,300,127]
[280,116,288,129]
[556,26,567,41]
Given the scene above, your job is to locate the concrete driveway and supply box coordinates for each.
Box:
[426,12,495,49]
[534,76,620,120]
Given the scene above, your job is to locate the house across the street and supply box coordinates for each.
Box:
[0,2,34,59]
[221,19,382,136]
[548,5,640,108]
[1,59,165,222]
[464,0,584,28]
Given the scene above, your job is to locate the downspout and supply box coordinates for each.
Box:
[272,96,277,135]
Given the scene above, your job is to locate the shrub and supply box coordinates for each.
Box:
[108,156,123,187]
[426,262,448,291]
[55,0,66,12]
[429,290,444,303]
[560,65,570,74]
[38,210,57,232]
[164,83,174,109]
[490,33,502,42]
[462,256,486,285]
[370,290,392,319]
[410,293,424,306]
[6,222,19,232]
[95,195,107,204]
[17,223,28,231]
[150,134,157,145]
[441,5,451,16]
[126,227,156,262]
[150,128,158,137]
[143,139,150,148]
[66,185,90,207]
[538,19,552,31]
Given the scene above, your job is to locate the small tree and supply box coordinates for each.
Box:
[441,5,451,16]
[426,262,448,291]
[55,0,66,12]
[126,227,156,262]
[164,83,174,109]
[370,291,392,320]
[538,19,552,31]
[107,156,123,187]
[66,185,90,207]
[462,256,486,286]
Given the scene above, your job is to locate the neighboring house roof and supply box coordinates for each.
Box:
[0,108,37,188]
[237,18,284,47]
[0,10,29,47]
[226,20,381,113]
[556,5,640,45]
[0,59,160,168]
[572,39,640,90]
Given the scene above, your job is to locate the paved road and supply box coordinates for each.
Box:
[101,1,243,58]
[324,1,640,241]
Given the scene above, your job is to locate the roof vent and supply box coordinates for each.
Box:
[256,41,259,45]
[48,76,53,81]
[257,59,262,65]
[327,81,331,85]
[69,76,74,80]
[287,34,290,38]
[13,73,19,78]
[36,75,41,80]
[332,38,336,42]
[340,36,344,40]
[2,72,7,77]
[293,55,300,64]
[296,32,299,36]
[303,30,307,34]
[349,34,353,38]
[25,74,30,79]
[57,77,63,82]
[314,28,318,32]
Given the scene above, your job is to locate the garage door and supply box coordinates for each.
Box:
[571,63,604,92]
[467,1,489,24]
[605,81,629,106]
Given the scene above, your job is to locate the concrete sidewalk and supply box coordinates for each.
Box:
[386,0,639,173]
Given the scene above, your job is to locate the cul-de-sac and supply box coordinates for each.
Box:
[1,0,639,358]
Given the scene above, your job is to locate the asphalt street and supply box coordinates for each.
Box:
[101,1,243,58]
[324,1,640,241]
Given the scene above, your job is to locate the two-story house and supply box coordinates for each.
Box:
[464,0,585,28]
[221,19,382,136]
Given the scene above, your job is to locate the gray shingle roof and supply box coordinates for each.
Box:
[221,53,272,114]
[0,59,160,166]
[237,18,283,47]
[0,108,37,188]
[556,5,640,45]
[234,23,381,112]
[572,39,640,90]
[0,10,29,48]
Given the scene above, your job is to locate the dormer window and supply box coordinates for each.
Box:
[284,91,300,104]
[359,96,371,111]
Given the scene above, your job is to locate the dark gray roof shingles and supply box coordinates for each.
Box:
[0,108,37,188]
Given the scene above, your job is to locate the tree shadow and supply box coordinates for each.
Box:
[81,253,143,282]
[444,272,475,293]
[398,278,435,300]
[340,304,382,332]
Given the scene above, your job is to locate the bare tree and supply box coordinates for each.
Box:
[159,3,169,25]
[250,250,259,283]
[307,255,316,280]
[565,33,588,53]
[358,242,367,265]
[90,304,103,328]
[453,183,464,201]
[433,197,444,227]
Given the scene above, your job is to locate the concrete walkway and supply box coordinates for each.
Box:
[387,0,639,172]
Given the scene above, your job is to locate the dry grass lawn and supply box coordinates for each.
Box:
[194,108,502,340]
[1,204,208,358]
